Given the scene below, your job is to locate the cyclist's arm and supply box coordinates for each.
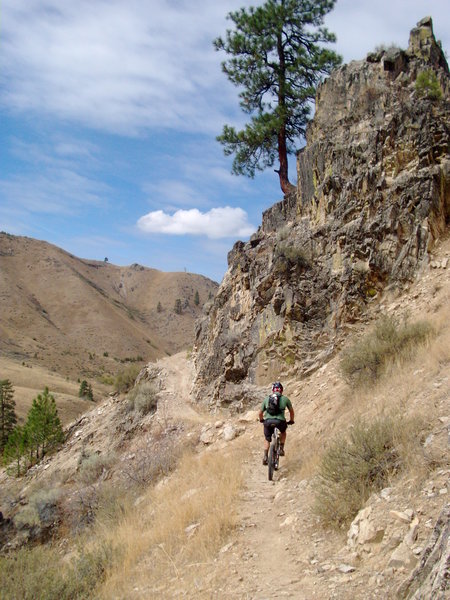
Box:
[258,409,264,422]
[286,398,294,422]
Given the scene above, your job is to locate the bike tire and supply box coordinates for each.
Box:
[268,443,275,480]
[274,439,279,470]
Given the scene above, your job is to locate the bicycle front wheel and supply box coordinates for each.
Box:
[268,443,275,481]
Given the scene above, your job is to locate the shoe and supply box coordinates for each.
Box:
[262,454,268,465]
[279,447,285,456]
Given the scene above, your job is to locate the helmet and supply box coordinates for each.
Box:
[272,381,283,393]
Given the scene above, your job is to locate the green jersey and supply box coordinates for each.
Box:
[261,394,292,421]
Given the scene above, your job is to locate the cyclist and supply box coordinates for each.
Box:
[259,382,294,465]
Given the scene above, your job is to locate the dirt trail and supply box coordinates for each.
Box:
[208,439,363,600]
[156,355,354,599]
[153,352,203,423]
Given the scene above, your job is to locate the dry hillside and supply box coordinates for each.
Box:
[0,232,217,418]
[0,235,448,599]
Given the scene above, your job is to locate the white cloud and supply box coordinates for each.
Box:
[1,0,247,135]
[2,0,448,138]
[137,206,255,239]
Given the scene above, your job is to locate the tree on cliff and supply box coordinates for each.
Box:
[214,0,341,194]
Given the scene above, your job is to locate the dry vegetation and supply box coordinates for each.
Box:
[0,442,243,599]
[312,302,450,529]
[98,449,243,598]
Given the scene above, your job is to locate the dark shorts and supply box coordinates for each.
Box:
[263,419,287,442]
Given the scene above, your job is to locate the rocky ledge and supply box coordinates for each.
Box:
[193,17,449,410]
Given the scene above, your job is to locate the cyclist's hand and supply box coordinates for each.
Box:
[287,420,295,425]
[259,418,264,423]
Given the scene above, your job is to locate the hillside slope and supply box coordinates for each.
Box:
[0,233,218,381]
[1,235,448,599]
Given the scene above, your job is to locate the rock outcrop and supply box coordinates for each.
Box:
[193,17,449,409]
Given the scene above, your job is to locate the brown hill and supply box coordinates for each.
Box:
[0,232,218,408]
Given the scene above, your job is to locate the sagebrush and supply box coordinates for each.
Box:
[340,315,433,387]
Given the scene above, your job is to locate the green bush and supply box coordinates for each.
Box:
[314,416,401,528]
[340,315,433,387]
[125,382,158,415]
[415,69,443,100]
[114,364,141,393]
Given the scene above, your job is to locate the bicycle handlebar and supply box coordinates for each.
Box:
[259,419,294,425]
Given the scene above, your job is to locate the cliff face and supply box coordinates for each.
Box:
[193,17,449,410]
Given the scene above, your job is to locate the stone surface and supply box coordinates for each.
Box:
[398,504,450,599]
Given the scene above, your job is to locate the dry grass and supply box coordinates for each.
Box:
[340,314,434,388]
[95,447,243,598]
[312,302,450,529]
[0,357,99,425]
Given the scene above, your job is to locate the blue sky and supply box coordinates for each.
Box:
[1,1,449,283]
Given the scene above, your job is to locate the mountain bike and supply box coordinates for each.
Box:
[265,420,293,481]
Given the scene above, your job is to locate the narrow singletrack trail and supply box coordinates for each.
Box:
[209,442,333,600]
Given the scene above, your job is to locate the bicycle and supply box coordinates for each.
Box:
[264,420,293,481]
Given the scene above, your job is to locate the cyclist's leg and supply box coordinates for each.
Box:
[277,421,288,455]
[263,421,274,465]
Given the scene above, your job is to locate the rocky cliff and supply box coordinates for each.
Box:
[193,17,449,409]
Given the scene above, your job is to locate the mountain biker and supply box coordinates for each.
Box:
[258,382,294,465]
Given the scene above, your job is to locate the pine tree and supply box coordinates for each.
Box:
[194,290,200,306]
[3,426,25,476]
[79,380,94,401]
[214,0,341,194]
[174,298,182,315]
[0,379,17,453]
[157,301,163,313]
[25,387,64,460]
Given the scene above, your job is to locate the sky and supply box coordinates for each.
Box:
[1,1,449,283]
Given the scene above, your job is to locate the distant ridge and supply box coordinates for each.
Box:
[0,232,218,379]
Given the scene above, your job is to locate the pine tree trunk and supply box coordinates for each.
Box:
[276,27,296,196]
[277,129,295,195]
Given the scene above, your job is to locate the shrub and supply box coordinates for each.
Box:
[77,452,116,484]
[14,487,62,530]
[114,364,141,393]
[99,373,115,386]
[314,416,401,528]
[415,69,443,100]
[274,243,311,269]
[125,382,158,416]
[340,315,433,387]
[121,433,181,488]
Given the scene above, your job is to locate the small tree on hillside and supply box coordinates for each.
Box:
[214,0,341,194]
[0,379,17,453]
[3,426,26,476]
[194,290,200,306]
[174,298,182,315]
[79,380,94,401]
[157,301,163,313]
[25,387,64,460]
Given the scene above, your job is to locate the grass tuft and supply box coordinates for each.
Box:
[340,315,433,387]
[313,413,426,529]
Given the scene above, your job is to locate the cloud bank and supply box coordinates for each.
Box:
[137,207,256,239]
[1,0,248,135]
